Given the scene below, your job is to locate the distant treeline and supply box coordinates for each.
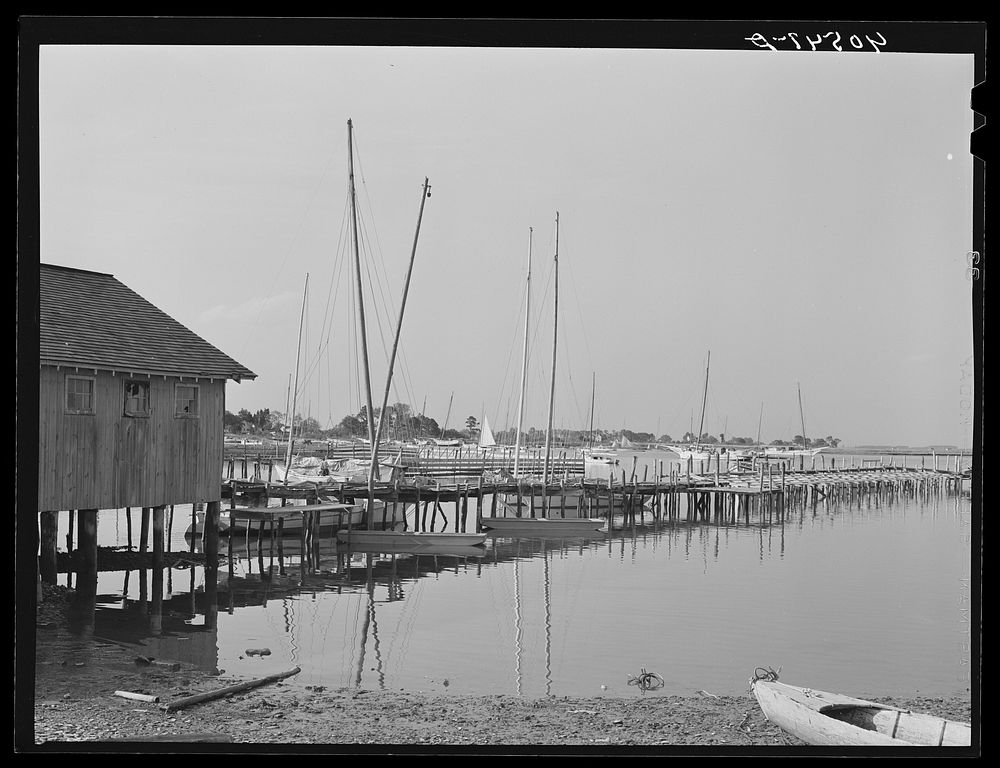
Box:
[224,406,841,448]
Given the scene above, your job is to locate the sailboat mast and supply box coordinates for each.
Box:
[696,350,710,451]
[756,402,764,448]
[588,372,596,451]
[798,382,807,449]
[348,119,377,449]
[368,177,432,506]
[283,273,309,484]
[283,373,292,454]
[513,228,532,477]
[442,391,454,436]
[542,212,559,483]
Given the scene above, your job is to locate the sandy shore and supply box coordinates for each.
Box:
[25,585,974,753]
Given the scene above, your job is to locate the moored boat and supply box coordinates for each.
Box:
[480,516,606,534]
[750,672,971,747]
[762,446,828,459]
[186,499,396,537]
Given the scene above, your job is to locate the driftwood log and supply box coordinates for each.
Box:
[161,667,301,712]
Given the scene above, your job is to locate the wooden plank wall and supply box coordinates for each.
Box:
[38,367,224,511]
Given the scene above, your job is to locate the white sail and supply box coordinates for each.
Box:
[479,415,497,448]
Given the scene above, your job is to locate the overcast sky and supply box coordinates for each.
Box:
[37,42,976,447]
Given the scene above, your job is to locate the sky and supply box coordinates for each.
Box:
[35,36,978,448]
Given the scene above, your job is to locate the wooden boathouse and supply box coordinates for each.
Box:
[36,264,256,589]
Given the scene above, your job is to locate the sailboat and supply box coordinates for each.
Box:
[430,391,462,446]
[581,374,616,466]
[763,383,829,458]
[483,215,605,531]
[478,414,497,450]
[331,119,485,551]
[668,351,717,462]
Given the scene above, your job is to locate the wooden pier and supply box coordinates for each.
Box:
[215,463,966,537]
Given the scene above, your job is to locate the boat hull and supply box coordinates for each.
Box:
[481,517,606,534]
[186,500,392,537]
[752,680,971,747]
[498,492,639,515]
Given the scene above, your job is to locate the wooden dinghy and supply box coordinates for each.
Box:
[480,516,606,534]
[750,672,971,747]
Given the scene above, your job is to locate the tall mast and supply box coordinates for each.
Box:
[756,402,764,448]
[513,228,532,477]
[442,391,454,436]
[348,119,376,450]
[283,273,309,484]
[367,178,431,516]
[588,372,596,452]
[283,373,292,451]
[696,350,710,451]
[798,382,807,449]
[542,212,559,483]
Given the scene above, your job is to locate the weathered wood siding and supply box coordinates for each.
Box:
[38,367,224,511]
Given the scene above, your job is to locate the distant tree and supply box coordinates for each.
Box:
[466,416,479,433]
[299,416,321,436]
[224,410,243,430]
[249,408,270,432]
[338,414,364,436]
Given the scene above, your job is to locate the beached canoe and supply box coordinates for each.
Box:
[751,677,971,747]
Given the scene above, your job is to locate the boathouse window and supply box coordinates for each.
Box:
[175,383,200,417]
[123,379,151,417]
[65,375,95,414]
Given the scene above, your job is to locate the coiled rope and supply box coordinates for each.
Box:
[627,668,665,694]
[748,665,781,697]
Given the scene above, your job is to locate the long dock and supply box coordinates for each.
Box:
[218,463,966,536]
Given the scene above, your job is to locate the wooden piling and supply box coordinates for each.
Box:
[139,507,151,554]
[203,501,220,570]
[39,510,58,585]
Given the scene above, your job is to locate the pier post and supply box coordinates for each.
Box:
[39,511,58,585]
[75,508,99,599]
[461,483,470,532]
[150,506,165,635]
[608,475,615,523]
[203,501,221,570]
[139,507,151,554]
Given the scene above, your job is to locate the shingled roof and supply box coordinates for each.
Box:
[39,264,256,382]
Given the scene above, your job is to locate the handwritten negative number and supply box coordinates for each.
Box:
[746,32,886,52]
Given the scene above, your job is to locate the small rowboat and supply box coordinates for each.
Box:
[750,674,971,747]
[480,516,606,535]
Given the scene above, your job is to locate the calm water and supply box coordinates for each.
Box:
[48,451,975,699]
